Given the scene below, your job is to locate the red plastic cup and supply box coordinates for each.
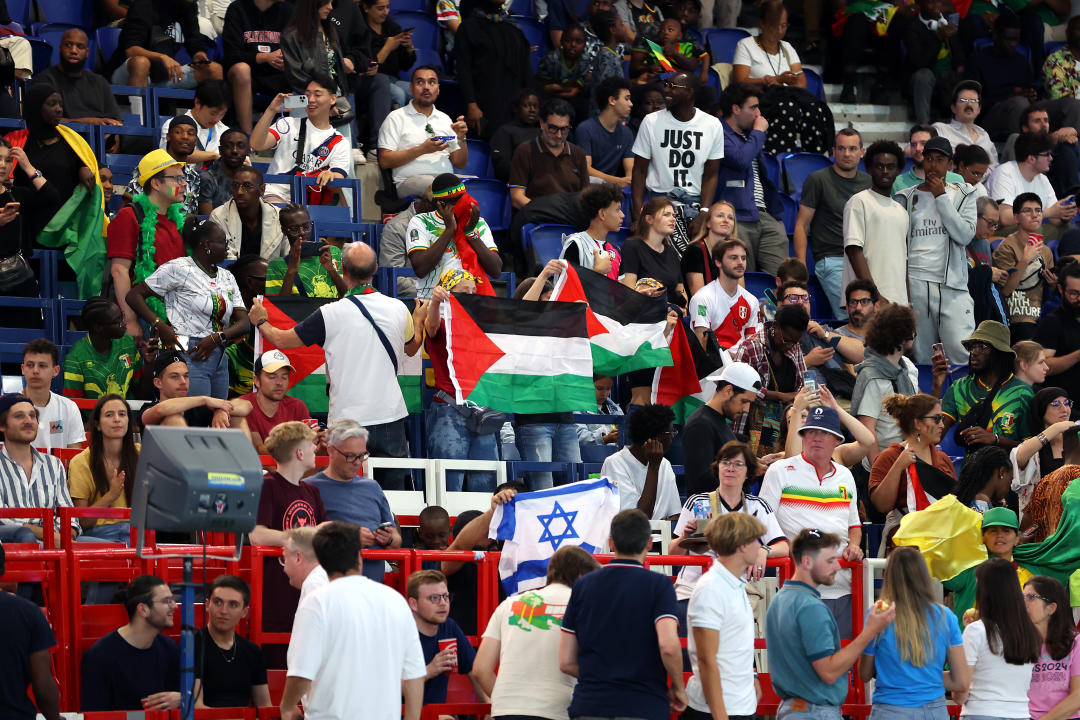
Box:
[438,638,458,673]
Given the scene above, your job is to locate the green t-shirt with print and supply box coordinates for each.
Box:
[265,246,343,298]
[62,335,142,399]
[942,374,1033,443]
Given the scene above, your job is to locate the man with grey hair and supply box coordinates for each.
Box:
[306,419,401,582]
[249,243,427,491]
[282,527,328,606]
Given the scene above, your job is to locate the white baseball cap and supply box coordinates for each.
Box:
[255,349,294,375]
[704,361,762,393]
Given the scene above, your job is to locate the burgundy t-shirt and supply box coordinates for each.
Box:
[256,471,328,631]
[240,394,310,443]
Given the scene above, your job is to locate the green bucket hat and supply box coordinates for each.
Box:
[962,321,1014,355]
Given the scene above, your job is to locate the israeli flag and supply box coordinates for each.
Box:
[489,477,620,594]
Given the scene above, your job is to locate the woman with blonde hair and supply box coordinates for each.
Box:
[682,200,739,298]
[1013,341,1049,387]
[859,546,969,719]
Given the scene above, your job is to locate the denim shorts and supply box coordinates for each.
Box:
[870,697,948,720]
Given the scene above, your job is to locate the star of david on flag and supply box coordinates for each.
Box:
[489,477,620,594]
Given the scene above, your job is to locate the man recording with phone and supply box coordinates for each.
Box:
[985,132,1078,232]
[992,193,1058,344]
[265,204,347,298]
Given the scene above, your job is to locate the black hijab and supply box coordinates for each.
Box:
[23,83,61,143]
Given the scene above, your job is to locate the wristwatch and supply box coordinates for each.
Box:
[29,170,42,181]
[256,318,268,328]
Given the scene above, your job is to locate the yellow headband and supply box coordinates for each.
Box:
[439,268,477,290]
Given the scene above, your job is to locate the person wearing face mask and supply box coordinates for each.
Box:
[107,149,190,340]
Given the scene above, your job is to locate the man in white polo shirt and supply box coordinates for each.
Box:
[378,66,470,199]
[758,405,863,638]
[248,242,425,491]
[685,512,766,720]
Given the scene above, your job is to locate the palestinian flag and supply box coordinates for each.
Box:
[445,294,595,414]
[550,263,672,376]
[651,319,724,424]
[255,296,423,414]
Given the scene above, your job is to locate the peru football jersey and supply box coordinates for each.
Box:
[689,281,761,349]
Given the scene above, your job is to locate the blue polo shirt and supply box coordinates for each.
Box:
[306,472,394,582]
[764,580,845,706]
[562,558,680,720]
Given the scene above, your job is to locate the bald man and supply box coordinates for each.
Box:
[248,243,427,490]
[36,28,123,126]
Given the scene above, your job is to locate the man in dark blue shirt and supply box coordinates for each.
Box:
[576,76,635,183]
[407,569,483,705]
[81,575,180,712]
[559,509,687,720]
[0,544,60,720]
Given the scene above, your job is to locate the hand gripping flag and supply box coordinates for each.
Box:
[550,261,673,376]
[489,478,620,593]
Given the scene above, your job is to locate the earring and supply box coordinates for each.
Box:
[917,432,922,444]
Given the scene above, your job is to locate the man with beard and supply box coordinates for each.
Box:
[1036,261,1080,414]
[378,67,470,199]
[81,575,180,711]
[198,128,253,215]
[681,362,763,496]
[894,136,978,364]
[123,116,201,214]
[209,165,288,260]
[510,99,589,209]
[240,350,311,454]
[793,129,869,320]
[689,238,760,350]
[836,280,877,343]
[764,527,894,712]
[34,28,122,127]
[892,125,965,193]
[942,321,1032,452]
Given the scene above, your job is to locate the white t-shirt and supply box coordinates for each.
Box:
[985,161,1057,212]
[405,210,498,299]
[293,291,414,426]
[298,564,329,608]
[33,392,85,451]
[961,620,1034,718]
[377,103,460,187]
[631,109,725,197]
[158,109,230,155]
[842,189,911,305]
[264,116,351,201]
[906,189,951,282]
[601,446,682,520]
[144,257,244,339]
[686,560,757,715]
[758,453,859,599]
[288,575,426,720]
[673,492,785,601]
[689,280,761,349]
[481,582,576,720]
[732,37,800,78]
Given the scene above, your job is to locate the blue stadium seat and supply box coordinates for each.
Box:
[779,192,798,236]
[30,0,89,28]
[763,153,780,189]
[973,36,1030,60]
[703,28,749,63]
[462,139,493,177]
[508,15,547,74]
[781,152,831,195]
[5,0,29,25]
[58,299,87,345]
[40,28,96,72]
[804,67,825,102]
[96,27,120,67]
[399,47,443,81]
[148,87,196,120]
[743,271,774,300]
[581,444,617,463]
[608,227,632,247]
[295,178,363,222]
[523,223,575,264]
[306,205,352,223]
[807,275,835,322]
[27,37,50,74]
[0,298,57,344]
[507,0,534,17]
[706,67,722,95]
[463,178,511,233]
[389,11,441,52]
[394,0,431,10]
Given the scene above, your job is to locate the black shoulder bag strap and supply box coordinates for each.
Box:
[290,118,308,175]
[347,295,398,373]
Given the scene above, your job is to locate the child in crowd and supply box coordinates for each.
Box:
[629,18,707,85]
[577,375,624,449]
[417,505,451,570]
[537,23,592,119]
[672,0,704,46]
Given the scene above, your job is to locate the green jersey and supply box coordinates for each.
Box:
[226,332,256,397]
[942,373,1033,442]
[266,246,343,298]
[62,335,142,399]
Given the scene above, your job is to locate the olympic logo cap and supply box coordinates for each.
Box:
[137,149,185,187]
[798,405,845,439]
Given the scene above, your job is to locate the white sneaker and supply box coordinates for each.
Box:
[353,148,367,165]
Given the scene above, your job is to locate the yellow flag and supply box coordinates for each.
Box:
[893,495,987,581]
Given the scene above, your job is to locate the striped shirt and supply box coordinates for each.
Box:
[0,446,80,538]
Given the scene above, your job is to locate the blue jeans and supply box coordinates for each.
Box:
[111,62,198,88]
[367,418,411,491]
[515,423,581,490]
[870,698,947,720]
[0,524,37,542]
[778,698,843,720]
[77,522,131,544]
[425,403,498,493]
[814,255,847,321]
[185,339,229,399]
[389,79,412,107]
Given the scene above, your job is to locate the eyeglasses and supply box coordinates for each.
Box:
[847,297,874,307]
[957,97,981,104]
[425,592,453,604]
[658,429,678,439]
[1038,151,1053,158]
[232,182,258,192]
[978,216,1000,229]
[277,550,297,566]
[719,459,746,468]
[152,596,178,607]
[663,80,691,89]
[1050,398,1074,408]
[331,446,370,464]
[160,174,186,185]
[782,294,810,304]
[544,123,571,134]
[1019,207,1044,216]
[283,222,313,235]
[921,414,943,423]
[1023,592,1051,604]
